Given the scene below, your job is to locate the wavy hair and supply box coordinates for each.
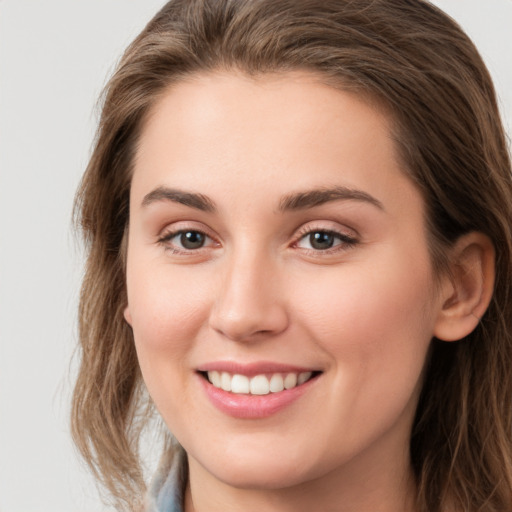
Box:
[72,1,512,510]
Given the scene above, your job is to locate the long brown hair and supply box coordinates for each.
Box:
[72,1,512,510]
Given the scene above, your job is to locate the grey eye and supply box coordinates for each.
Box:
[296,228,357,252]
[179,231,206,249]
[308,231,336,250]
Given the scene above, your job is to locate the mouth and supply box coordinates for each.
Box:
[200,370,321,395]
[196,362,322,418]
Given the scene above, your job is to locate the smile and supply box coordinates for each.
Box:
[206,370,315,395]
[198,364,322,418]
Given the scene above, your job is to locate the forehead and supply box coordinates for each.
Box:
[132,71,422,220]
[138,71,393,152]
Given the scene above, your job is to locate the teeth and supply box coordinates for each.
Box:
[206,371,314,395]
[269,373,284,392]
[284,373,297,389]
[220,372,232,391]
[209,370,221,388]
[297,371,312,385]
[250,375,269,395]
[231,374,250,394]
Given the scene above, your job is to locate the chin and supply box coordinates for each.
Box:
[190,440,330,491]
[212,462,312,490]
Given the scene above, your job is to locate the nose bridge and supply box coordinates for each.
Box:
[209,241,288,341]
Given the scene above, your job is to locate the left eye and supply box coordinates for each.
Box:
[296,230,354,251]
[161,230,212,250]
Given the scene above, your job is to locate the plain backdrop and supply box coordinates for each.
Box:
[0,1,511,511]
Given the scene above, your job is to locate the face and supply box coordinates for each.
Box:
[125,72,444,494]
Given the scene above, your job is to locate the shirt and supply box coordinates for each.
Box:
[145,448,187,512]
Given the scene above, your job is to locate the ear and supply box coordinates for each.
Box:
[124,305,133,326]
[434,232,495,342]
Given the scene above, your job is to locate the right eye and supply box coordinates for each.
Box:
[158,229,216,253]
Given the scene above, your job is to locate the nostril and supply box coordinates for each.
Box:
[209,306,289,342]
[208,266,289,342]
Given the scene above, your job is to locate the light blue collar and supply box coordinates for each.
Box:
[145,448,187,512]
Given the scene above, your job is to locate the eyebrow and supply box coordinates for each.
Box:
[278,186,383,212]
[141,185,383,213]
[141,186,216,212]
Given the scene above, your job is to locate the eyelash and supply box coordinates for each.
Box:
[293,226,359,254]
[157,225,359,256]
[157,228,216,254]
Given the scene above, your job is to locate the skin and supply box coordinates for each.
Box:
[124,71,472,512]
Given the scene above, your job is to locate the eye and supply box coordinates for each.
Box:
[177,230,207,249]
[158,229,215,252]
[295,229,357,251]
[303,231,338,250]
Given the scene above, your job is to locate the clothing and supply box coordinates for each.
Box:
[145,448,187,512]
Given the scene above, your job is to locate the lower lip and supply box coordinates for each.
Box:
[199,375,316,419]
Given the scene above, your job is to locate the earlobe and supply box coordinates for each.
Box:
[124,305,133,326]
[433,232,495,342]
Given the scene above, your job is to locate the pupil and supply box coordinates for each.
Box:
[310,232,334,250]
[180,231,205,249]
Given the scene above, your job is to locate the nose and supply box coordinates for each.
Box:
[209,249,289,342]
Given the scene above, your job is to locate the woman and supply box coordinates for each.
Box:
[72,1,512,511]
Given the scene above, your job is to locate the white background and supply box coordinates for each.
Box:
[0,1,511,511]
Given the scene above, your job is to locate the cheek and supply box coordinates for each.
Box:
[293,256,436,383]
[292,260,436,449]
[126,264,213,363]
[126,265,216,422]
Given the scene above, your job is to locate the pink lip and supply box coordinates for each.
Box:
[197,367,319,419]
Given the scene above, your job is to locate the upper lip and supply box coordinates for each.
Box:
[196,360,320,377]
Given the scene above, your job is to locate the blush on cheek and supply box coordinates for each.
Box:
[296,263,435,360]
[130,290,209,355]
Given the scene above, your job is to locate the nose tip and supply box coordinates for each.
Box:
[209,260,289,342]
[210,303,287,342]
